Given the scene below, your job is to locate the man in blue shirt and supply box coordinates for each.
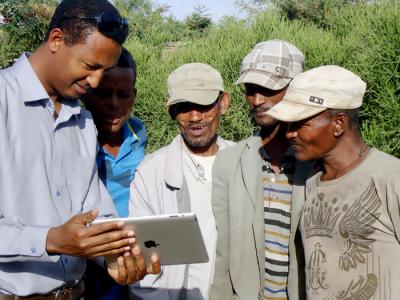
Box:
[83,48,147,299]
[85,48,146,218]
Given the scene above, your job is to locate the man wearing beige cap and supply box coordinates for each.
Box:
[210,40,311,300]
[267,65,400,300]
[129,63,233,299]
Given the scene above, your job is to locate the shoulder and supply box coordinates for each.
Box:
[129,117,146,133]
[217,136,259,160]
[136,144,169,172]
[214,136,260,171]
[129,116,146,142]
[367,148,400,184]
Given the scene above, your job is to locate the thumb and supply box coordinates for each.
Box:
[76,208,99,224]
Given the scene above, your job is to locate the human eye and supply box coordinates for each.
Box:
[117,91,131,99]
[84,62,101,71]
[93,89,111,98]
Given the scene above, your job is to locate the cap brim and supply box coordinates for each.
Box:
[166,89,220,107]
[266,100,327,122]
[235,70,291,91]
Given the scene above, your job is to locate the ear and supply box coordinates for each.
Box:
[331,112,349,137]
[218,92,231,115]
[47,28,65,53]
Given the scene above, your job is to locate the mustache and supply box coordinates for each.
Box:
[187,122,212,129]
[250,105,272,114]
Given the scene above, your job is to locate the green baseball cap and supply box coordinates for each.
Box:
[166,63,224,108]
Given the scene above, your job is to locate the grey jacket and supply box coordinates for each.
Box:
[129,134,233,300]
[209,135,311,300]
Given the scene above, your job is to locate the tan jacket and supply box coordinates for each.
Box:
[209,136,311,300]
[129,134,234,300]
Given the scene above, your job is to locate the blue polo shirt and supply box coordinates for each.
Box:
[96,117,146,217]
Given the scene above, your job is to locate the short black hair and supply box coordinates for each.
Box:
[117,48,137,86]
[329,108,360,129]
[45,0,128,46]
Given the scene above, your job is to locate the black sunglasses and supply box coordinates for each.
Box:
[58,13,128,38]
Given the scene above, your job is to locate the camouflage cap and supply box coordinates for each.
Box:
[236,39,304,90]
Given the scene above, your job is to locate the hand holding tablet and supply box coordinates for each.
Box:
[92,212,209,267]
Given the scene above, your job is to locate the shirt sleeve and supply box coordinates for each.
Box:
[0,97,58,262]
[129,169,159,217]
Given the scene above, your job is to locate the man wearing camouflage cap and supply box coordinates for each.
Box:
[129,63,233,299]
[210,40,310,300]
[267,65,400,300]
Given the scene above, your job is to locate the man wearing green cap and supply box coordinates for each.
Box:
[267,65,400,300]
[129,63,233,299]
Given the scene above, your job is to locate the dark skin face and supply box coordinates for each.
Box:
[40,29,122,104]
[173,93,230,156]
[286,110,337,161]
[244,83,287,129]
[85,66,136,138]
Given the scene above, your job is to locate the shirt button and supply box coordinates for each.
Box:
[31,247,36,253]
[64,258,68,264]
[56,191,61,196]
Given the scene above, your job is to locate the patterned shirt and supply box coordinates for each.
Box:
[262,148,296,300]
[301,148,400,300]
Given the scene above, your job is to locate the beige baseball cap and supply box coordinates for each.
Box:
[236,39,304,90]
[266,65,366,122]
[166,63,224,107]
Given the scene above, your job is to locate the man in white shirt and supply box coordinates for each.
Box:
[129,63,233,300]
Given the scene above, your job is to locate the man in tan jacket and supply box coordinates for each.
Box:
[210,40,310,300]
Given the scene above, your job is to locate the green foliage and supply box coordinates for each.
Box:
[128,0,399,157]
[184,5,212,37]
[0,0,56,67]
[0,0,398,156]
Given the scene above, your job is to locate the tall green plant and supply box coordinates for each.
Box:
[0,0,56,67]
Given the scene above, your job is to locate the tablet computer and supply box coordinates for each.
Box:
[92,212,209,267]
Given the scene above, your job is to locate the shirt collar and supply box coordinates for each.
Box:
[12,53,50,103]
[12,53,83,117]
[122,120,138,145]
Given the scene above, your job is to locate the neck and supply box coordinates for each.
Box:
[98,130,124,158]
[260,124,290,174]
[261,123,289,159]
[321,133,368,181]
[28,46,62,113]
[184,137,219,157]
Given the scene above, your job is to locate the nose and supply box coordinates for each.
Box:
[286,123,297,139]
[247,92,265,107]
[108,94,120,110]
[86,70,105,89]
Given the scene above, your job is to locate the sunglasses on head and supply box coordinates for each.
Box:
[58,13,128,38]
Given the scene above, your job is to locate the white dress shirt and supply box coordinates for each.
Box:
[0,54,116,296]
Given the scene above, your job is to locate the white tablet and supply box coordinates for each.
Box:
[92,212,209,266]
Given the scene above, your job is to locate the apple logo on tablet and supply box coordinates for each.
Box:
[144,240,160,248]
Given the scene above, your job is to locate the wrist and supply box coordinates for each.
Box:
[46,227,59,254]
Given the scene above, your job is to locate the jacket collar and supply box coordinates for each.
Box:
[164,134,232,189]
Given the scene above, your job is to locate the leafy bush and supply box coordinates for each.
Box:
[0,0,398,156]
[129,0,399,156]
[0,0,56,68]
